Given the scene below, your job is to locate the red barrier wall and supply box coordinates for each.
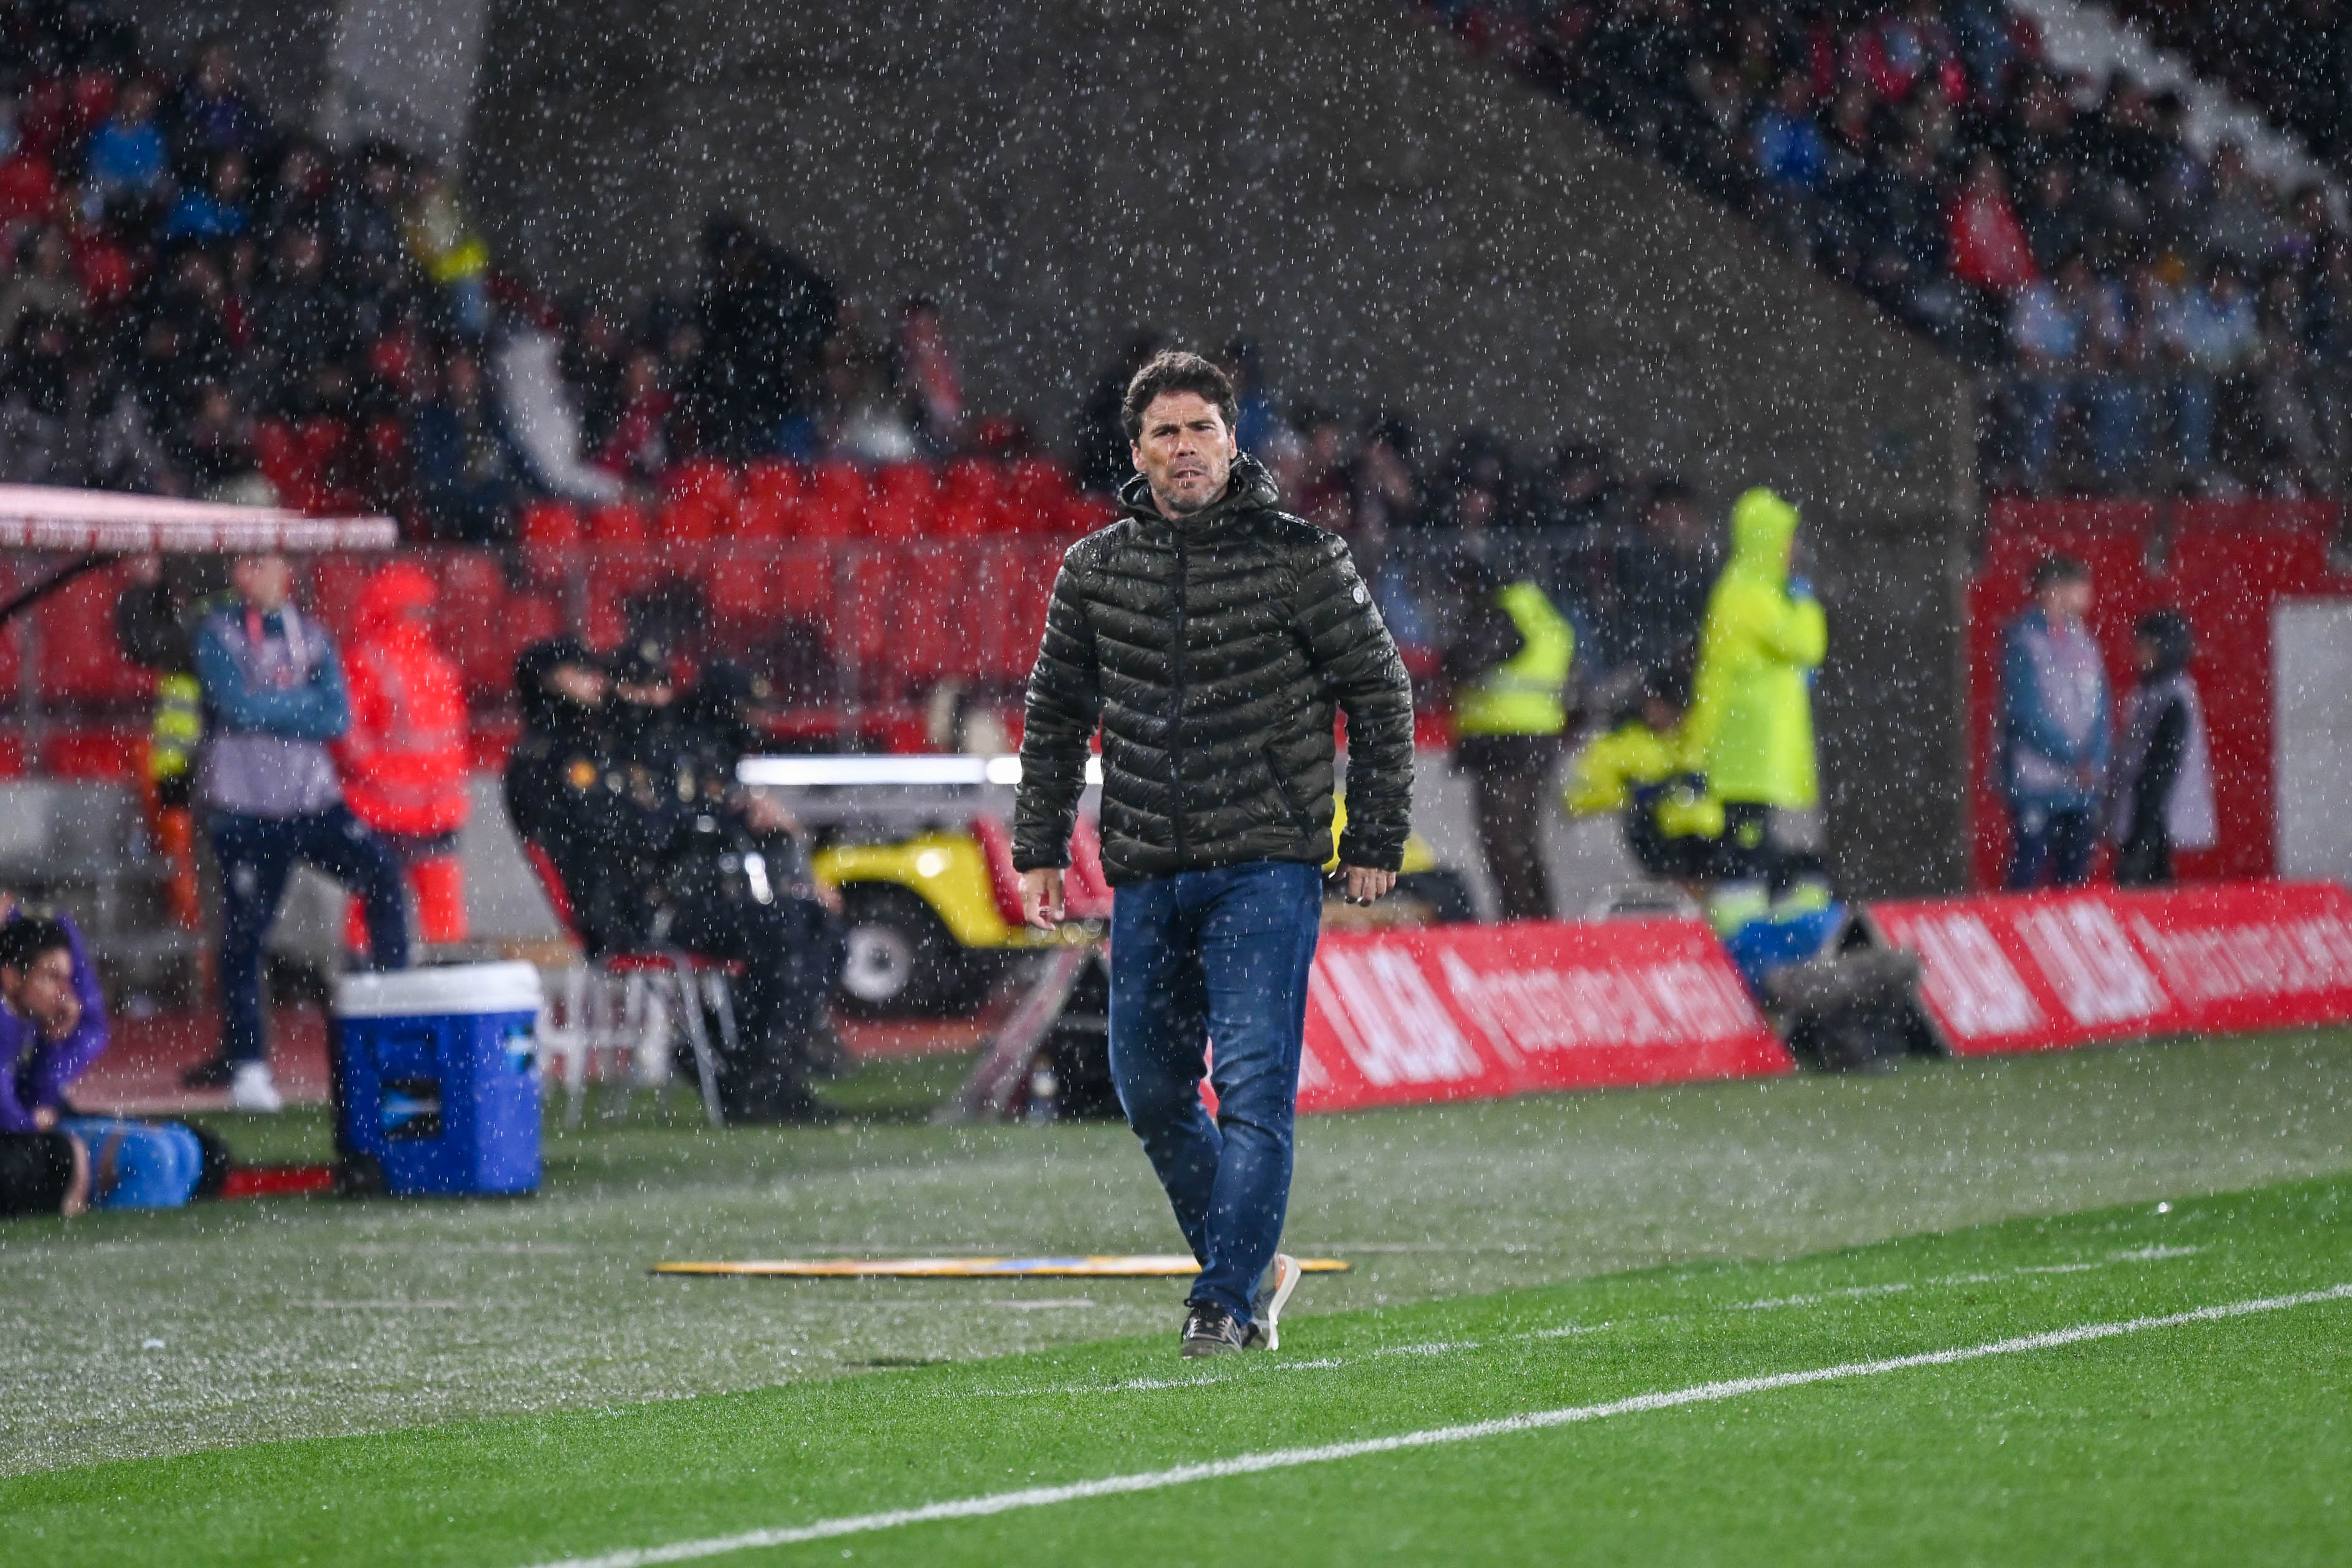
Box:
[1868,880,2352,1056]
[1968,499,2348,889]
[1295,920,1794,1115]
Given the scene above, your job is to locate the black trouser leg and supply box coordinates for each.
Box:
[1468,755,1556,922]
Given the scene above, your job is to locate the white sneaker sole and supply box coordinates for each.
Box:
[1258,1252,1303,1351]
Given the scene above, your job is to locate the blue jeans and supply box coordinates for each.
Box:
[2005,800,2097,891]
[212,805,409,1064]
[1109,860,1324,1326]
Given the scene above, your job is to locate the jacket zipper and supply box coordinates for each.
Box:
[1169,533,1191,862]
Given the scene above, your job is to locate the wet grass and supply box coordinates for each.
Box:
[2,1028,2350,1489]
[6,1171,2348,1566]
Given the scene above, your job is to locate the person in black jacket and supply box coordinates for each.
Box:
[2109,609,2216,887]
[506,638,839,1123]
[1013,350,1414,1358]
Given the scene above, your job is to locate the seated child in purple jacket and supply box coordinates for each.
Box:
[0,910,108,1216]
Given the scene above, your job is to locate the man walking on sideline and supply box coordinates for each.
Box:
[1014,351,1414,1358]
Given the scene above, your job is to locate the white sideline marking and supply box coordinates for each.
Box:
[520,1283,2352,1568]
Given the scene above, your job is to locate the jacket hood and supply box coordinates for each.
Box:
[1727,487,1800,582]
[1117,452,1282,530]
[357,562,438,633]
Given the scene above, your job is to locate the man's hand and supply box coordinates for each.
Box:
[31,1105,55,1131]
[739,791,800,836]
[1340,865,1396,905]
[1020,868,1065,930]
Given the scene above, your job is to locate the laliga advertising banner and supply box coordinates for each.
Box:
[1864,881,2352,1056]
[1294,920,1793,1114]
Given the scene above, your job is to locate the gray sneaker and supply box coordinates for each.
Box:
[1245,1252,1304,1351]
[1179,1301,1247,1358]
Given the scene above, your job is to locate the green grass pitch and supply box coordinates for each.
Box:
[5,1031,2352,1564]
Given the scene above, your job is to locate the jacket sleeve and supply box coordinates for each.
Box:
[196,621,351,741]
[1761,593,1828,667]
[1298,534,1414,871]
[1013,549,1103,871]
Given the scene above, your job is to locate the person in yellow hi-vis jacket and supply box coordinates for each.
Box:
[1676,487,1826,914]
[1564,666,1723,884]
[1445,557,1575,920]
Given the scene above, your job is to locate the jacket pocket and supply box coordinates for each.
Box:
[1260,744,1319,840]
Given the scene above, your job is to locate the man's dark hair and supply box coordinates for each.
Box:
[0,916,72,976]
[2028,555,2089,593]
[1121,351,1238,445]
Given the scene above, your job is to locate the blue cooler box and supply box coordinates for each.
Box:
[334,962,544,1197]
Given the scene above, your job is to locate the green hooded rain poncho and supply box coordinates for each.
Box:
[1676,487,1828,808]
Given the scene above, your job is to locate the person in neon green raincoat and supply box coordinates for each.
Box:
[1676,487,1826,889]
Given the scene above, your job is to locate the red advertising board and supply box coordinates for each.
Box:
[1866,880,2352,1056]
[1294,920,1794,1115]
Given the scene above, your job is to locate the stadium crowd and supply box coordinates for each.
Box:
[1414,0,2352,497]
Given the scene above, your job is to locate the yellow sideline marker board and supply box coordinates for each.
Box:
[652,1255,1351,1279]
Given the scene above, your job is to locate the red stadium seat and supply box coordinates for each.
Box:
[1004,456,1075,533]
[735,489,798,540]
[666,457,738,507]
[587,502,649,545]
[437,550,509,687]
[938,457,1006,535]
[519,499,582,548]
[866,463,934,542]
[658,492,727,543]
[702,550,773,626]
[770,545,834,620]
[742,458,803,501]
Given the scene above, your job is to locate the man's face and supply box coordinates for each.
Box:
[233,554,292,611]
[1130,392,1237,518]
[4,947,74,1031]
[547,663,607,707]
[2039,577,2092,625]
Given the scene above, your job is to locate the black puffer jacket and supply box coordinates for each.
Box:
[1014,455,1414,884]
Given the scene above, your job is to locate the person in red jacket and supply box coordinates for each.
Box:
[336,562,471,947]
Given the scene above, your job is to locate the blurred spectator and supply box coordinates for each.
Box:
[0,227,82,347]
[336,563,472,945]
[0,318,170,489]
[2109,608,2213,887]
[1608,476,1712,671]
[1074,331,1166,494]
[683,214,835,460]
[1223,337,1290,457]
[169,39,263,163]
[0,909,108,1137]
[894,296,963,455]
[248,227,353,407]
[1677,488,1825,900]
[413,349,531,544]
[182,553,410,1112]
[1444,549,1575,920]
[1948,153,2036,295]
[402,158,489,338]
[593,345,675,486]
[159,147,249,243]
[2163,262,2259,477]
[1998,555,2107,890]
[81,73,166,213]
